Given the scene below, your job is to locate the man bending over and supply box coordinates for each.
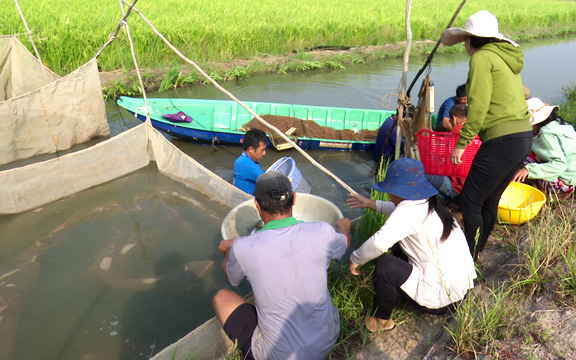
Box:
[213,171,351,360]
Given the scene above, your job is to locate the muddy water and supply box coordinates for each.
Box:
[2,36,576,360]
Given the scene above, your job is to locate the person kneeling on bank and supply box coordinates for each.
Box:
[347,158,476,332]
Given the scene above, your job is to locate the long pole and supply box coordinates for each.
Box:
[395,0,412,159]
[14,0,42,62]
[406,0,467,97]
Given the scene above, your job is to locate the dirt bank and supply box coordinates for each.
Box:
[344,197,576,360]
[98,41,437,96]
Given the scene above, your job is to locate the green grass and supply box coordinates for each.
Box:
[447,193,576,357]
[559,85,576,126]
[446,282,523,357]
[3,0,576,75]
[328,263,375,358]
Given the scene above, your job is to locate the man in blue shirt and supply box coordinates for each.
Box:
[373,112,403,164]
[435,84,467,131]
[233,129,268,194]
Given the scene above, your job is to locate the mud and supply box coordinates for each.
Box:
[243,115,378,146]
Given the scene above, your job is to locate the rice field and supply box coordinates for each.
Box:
[2,0,576,74]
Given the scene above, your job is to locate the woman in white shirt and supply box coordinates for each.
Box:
[348,158,477,332]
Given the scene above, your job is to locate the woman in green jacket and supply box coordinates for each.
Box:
[513,97,576,194]
[441,10,533,260]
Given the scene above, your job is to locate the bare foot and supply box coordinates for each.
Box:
[365,316,395,332]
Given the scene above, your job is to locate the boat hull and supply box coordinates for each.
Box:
[117,97,397,151]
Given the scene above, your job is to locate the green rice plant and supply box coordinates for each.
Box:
[354,158,391,243]
[446,282,523,357]
[328,263,376,358]
[159,65,183,92]
[224,66,250,81]
[4,0,576,76]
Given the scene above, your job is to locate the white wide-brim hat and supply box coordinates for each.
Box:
[526,97,559,126]
[441,10,518,47]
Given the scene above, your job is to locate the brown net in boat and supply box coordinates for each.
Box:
[242,115,378,144]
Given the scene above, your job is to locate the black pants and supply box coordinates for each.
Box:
[372,255,455,319]
[372,255,453,320]
[459,131,533,260]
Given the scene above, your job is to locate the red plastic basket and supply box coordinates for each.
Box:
[415,129,482,177]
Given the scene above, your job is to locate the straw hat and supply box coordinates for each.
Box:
[441,10,518,47]
[526,97,559,126]
[372,158,438,201]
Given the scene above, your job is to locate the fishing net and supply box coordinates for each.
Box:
[0,36,110,166]
[0,3,357,359]
[0,122,251,215]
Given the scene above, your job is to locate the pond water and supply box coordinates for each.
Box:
[2,36,576,360]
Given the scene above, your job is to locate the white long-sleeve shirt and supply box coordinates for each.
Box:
[350,199,476,309]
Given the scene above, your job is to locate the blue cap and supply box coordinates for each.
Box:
[372,158,438,200]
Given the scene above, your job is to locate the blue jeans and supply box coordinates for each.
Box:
[425,174,458,203]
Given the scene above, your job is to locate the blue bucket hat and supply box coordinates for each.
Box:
[372,158,438,200]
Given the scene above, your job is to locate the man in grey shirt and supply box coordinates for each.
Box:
[213,171,351,360]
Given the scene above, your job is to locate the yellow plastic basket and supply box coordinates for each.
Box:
[497,182,546,225]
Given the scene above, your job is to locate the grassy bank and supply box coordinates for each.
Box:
[3,0,576,84]
[560,85,576,126]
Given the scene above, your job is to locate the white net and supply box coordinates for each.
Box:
[0,122,251,215]
[0,36,110,165]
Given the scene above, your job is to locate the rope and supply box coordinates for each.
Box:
[117,0,151,128]
[406,0,468,97]
[92,0,139,60]
[122,1,358,195]
[13,0,42,62]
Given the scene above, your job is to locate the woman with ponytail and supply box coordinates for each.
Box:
[347,158,476,332]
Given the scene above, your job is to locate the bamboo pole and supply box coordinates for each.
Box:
[122,1,358,195]
[395,0,413,159]
[406,0,468,98]
[13,0,42,62]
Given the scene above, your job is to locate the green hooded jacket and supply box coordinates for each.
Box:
[525,120,576,185]
[457,42,532,148]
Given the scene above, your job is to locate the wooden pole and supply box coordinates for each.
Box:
[123,1,357,194]
[395,0,413,159]
[13,0,42,62]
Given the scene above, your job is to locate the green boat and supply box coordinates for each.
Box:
[117,96,396,151]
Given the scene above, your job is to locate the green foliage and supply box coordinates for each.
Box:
[446,282,523,356]
[3,0,576,75]
[514,203,576,297]
[103,79,142,100]
[559,85,576,126]
[328,263,375,358]
[224,66,249,81]
[159,66,183,92]
[354,159,391,244]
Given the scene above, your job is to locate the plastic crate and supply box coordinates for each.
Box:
[266,156,311,193]
[415,129,482,177]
